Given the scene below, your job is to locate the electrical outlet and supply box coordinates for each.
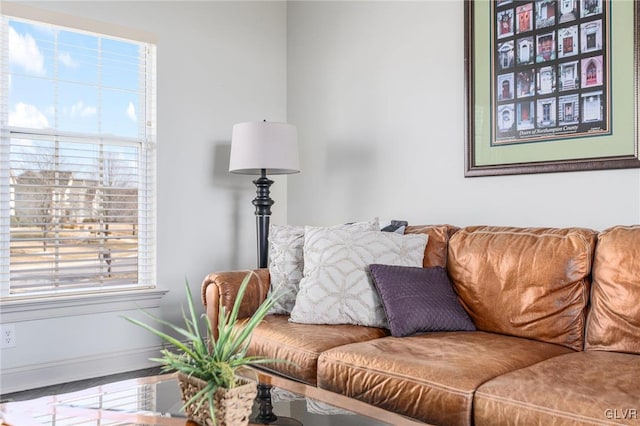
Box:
[1,324,16,348]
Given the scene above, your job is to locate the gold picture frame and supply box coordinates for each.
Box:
[465,0,640,177]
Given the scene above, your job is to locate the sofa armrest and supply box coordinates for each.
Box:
[201,269,271,337]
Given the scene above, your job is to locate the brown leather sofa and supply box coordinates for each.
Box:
[201,225,640,425]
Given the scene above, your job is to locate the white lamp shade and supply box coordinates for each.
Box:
[229,121,300,175]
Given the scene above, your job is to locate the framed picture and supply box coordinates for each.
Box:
[464,0,640,177]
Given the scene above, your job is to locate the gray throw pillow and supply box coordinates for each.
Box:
[289,228,428,327]
[267,218,379,315]
[369,264,476,337]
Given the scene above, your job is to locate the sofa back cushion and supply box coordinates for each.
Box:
[585,225,640,354]
[448,226,597,351]
[405,224,459,268]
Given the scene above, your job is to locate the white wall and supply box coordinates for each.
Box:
[1,0,288,393]
[286,1,640,230]
[2,0,640,396]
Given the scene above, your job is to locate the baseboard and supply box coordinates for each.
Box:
[0,345,161,394]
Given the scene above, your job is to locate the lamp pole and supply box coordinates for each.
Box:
[252,169,274,269]
[228,121,301,426]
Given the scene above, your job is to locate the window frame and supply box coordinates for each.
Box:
[0,3,160,307]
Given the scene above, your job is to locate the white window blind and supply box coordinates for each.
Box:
[0,8,156,298]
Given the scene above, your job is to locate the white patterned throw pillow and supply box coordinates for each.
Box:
[267,218,379,315]
[289,227,428,327]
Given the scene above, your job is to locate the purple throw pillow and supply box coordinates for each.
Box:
[369,264,476,337]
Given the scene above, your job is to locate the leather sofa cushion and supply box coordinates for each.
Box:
[317,331,572,425]
[405,224,459,268]
[246,315,388,385]
[448,226,597,350]
[474,351,640,425]
[586,225,640,354]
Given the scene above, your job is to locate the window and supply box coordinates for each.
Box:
[543,103,551,122]
[1,6,156,299]
[563,36,574,53]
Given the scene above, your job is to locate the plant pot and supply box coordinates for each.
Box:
[177,372,257,426]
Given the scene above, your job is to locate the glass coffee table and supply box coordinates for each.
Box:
[0,373,392,426]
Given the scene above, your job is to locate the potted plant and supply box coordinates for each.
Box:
[125,271,281,426]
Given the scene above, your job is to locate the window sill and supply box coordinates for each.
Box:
[0,288,168,322]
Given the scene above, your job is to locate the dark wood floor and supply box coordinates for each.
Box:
[0,366,164,403]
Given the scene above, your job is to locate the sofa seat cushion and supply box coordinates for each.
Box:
[317,331,572,426]
[474,351,640,425]
[246,315,389,385]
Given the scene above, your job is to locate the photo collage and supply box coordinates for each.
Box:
[493,0,610,145]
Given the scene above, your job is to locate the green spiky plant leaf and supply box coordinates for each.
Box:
[124,271,286,422]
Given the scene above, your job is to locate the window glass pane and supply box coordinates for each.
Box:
[10,138,55,177]
[57,29,99,85]
[8,20,54,79]
[101,38,140,91]
[8,75,54,129]
[103,145,139,188]
[8,17,144,137]
[9,137,140,294]
[57,81,99,134]
[102,89,139,138]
